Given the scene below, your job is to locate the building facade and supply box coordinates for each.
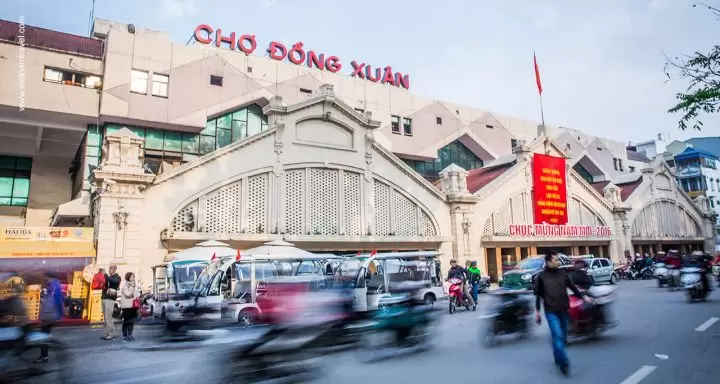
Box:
[0,18,717,283]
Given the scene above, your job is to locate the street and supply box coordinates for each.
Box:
[51,279,720,384]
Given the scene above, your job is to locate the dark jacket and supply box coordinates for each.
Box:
[569,269,592,290]
[102,273,122,300]
[447,266,468,281]
[534,267,584,313]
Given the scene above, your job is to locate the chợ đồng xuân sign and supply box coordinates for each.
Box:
[193,24,410,90]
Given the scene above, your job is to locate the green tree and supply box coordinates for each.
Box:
[665,3,720,131]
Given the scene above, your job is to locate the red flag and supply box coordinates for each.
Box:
[357,251,361,256]
[210,252,216,262]
[534,52,543,95]
[370,249,377,257]
[235,249,242,262]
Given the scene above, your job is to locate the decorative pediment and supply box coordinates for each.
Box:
[295,117,355,149]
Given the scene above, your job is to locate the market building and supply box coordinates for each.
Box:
[0,18,717,285]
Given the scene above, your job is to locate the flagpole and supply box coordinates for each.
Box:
[538,92,546,127]
[533,51,546,127]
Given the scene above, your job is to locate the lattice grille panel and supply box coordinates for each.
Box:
[309,169,339,235]
[510,193,528,224]
[393,191,417,236]
[483,218,493,236]
[172,200,198,232]
[569,198,582,226]
[580,205,595,227]
[203,182,241,233]
[285,170,305,235]
[632,201,701,238]
[492,201,512,236]
[373,181,391,236]
[420,211,437,237]
[247,174,268,234]
[343,172,362,236]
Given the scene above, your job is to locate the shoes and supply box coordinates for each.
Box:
[559,365,570,377]
[129,336,136,341]
[33,357,48,364]
[122,337,129,342]
[102,335,115,340]
[472,306,477,311]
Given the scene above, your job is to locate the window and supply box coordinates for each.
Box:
[247,67,253,73]
[391,115,400,134]
[43,67,101,88]
[436,117,442,125]
[618,159,624,172]
[613,158,618,171]
[402,140,483,181]
[0,156,31,206]
[629,166,635,173]
[600,259,611,267]
[596,147,602,151]
[485,124,493,129]
[573,163,594,184]
[511,139,518,149]
[299,88,312,94]
[667,159,675,168]
[151,73,169,97]
[130,70,148,94]
[402,118,412,136]
[210,75,223,86]
[354,108,365,114]
[566,143,571,150]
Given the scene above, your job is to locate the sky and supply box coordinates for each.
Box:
[2,0,719,148]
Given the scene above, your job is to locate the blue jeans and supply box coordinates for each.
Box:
[545,311,569,368]
[471,283,479,302]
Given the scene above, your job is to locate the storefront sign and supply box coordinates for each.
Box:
[676,166,701,179]
[532,153,568,225]
[193,24,410,90]
[0,226,94,257]
[509,224,612,238]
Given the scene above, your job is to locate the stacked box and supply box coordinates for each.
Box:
[89,291,104,323]
[70,271,89,299]
[0,282,12,297]
[23,288,41,321]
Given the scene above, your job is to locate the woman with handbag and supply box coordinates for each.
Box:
[120,272,140,342]
[36,272,64,363]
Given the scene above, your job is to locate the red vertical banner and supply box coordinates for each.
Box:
[532,153,568,225]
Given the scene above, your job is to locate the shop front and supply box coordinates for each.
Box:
[0,226,96,324]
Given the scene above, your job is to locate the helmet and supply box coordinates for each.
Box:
[691,250,704,256]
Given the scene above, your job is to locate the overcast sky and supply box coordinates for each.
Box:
[3,0,719,146]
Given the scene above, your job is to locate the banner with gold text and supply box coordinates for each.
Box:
[532,153,568,225]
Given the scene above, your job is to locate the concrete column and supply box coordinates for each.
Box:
[495,247,502,282]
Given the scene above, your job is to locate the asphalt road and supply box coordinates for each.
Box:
[43,280,720,383]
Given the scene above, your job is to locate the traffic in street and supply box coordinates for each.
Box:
[49,279,720,384]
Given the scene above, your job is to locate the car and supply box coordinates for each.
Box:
[585,258,618,285]
[500,254,573,290]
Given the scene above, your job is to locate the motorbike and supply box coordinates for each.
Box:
[615,265,630,280]
[477,288,532,347]
[354,289,438,362]
[447,278,471,314]
[680,267,711,302]
[654,263,669,287]
[567,286,618,340]
[477,277,491,293]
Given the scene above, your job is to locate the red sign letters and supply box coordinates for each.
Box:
[532,153,568,225]
[193,25,410,90]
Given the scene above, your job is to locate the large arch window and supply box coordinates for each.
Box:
[402,140,483,181]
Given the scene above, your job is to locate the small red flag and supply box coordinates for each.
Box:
[370,249,377,257]
[211,252,216,262]
[235,249,242,262]
[534,52,543,95]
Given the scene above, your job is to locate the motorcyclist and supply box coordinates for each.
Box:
[467,261,481,303]
[447,260,476,311]
[569,260,593,290]
[683,251,712,293]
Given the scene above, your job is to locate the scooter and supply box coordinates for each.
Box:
[653,263,669,287]
[477,288,532,347]
[478,277,491,293]
[447,278,471,314]
[680,267,711,302]
[567,286,618,340]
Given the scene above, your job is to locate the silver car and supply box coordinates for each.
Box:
[587,258,618,285]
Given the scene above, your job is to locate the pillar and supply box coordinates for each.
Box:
[514,247,521,263]
[598,246,604,258]
[495,247,502,282]
[90,128,154,282]
[441,164,480,276]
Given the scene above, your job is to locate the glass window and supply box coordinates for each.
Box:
[130,70,149,94]
[163,131,182,152]
[217,128,232,148]
[199,135,216,154]
[151,73,169,97]
[216,114,232,129]
[87,125,102,147]
[573,164,594,184]
[0,156,32,207]
[182,134,199,153]
[202,120,216,136]
[403,118,412,135]
[261,115,268,131]
[247,109,263,137]
[145,129,164,150]
[232,120,247,142]
[43,68,62,83]
[232,109,247,122]
[84,75,102,89]
[391,115,400,134]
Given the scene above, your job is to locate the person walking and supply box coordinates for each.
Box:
[120,272,140,342]
[35,272,64,363]
[102,264,121,340]
[534,252,591,376]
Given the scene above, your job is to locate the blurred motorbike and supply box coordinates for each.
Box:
[567,285,618,340]
[477,288,532,347]
[447,278,471,314]
[680,267,710,302]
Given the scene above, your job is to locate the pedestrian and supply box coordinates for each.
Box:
[36,272,64,363]
[534,251,592,376]
[120,272,140,342]
[102,264,121,340]
[468,261,481,303]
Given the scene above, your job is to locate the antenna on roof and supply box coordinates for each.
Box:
[185,33,195,46]
[87,0,96,37]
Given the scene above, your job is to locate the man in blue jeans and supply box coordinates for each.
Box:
[534,252,591,376]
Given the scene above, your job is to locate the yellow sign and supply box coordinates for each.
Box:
[687,190,705,198]
[0,226,95,258]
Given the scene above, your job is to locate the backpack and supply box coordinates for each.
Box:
[91,272,106,290]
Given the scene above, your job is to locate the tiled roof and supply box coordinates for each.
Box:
[466,162,516,193]
[590,178,643,202]
[0,19,102,58]
[626,149,651,163]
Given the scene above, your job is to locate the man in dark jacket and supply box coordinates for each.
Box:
[534,252,591,376]
[447,260,476,310]
[102,264,122,340]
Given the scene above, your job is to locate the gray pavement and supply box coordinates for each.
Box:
[45,280,720,383]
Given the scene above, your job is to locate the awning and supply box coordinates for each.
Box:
[50,197,91,226]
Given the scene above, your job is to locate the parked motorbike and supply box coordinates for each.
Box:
[615,265,630,280]
[680,267,711,302]
[567,286,618,340]
[477,289,532,347]
[447,278,471,314]
[478,277,491,293]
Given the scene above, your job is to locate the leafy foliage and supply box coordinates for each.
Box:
[665,4,720,131]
